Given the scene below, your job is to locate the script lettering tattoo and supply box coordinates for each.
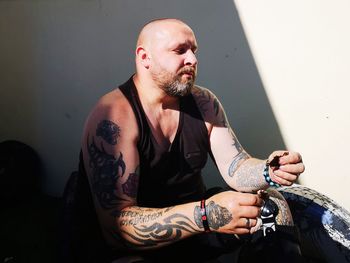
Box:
[87,136,126,209]
[96,120,121,145]
[206,201,232,230]
[116,207,175,225]
[228,151,249,177]
[122,166,139,198]
[119,211,164,226]
[120,213,197,247]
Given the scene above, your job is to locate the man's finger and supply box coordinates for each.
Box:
[237,206,261,219]
[271,171,296,186]
[279,163,305,174]
[279,151,302,165]
[237,193,264,207]
[238,217,258,228]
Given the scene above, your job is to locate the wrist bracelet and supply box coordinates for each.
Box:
[200,199,210,232]
[263,162,281,188]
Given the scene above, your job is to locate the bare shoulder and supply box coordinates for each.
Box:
[82,88,139,146]
[191,85,227,127]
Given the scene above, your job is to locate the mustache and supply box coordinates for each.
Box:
[178,67,196,75]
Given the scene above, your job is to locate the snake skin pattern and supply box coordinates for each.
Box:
[279,184,350,262]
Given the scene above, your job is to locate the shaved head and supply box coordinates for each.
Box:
[135,18,198,97]
[136,18,192,48]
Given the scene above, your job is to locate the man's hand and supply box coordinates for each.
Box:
[267,151,305,186]
[205,191,264,235]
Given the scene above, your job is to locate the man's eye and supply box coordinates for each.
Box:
[175,48,186,54]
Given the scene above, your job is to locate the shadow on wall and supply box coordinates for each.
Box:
[0,5,41,154]
[0,0,285,195]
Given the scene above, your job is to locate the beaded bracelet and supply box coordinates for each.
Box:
[263,162,281,188]
[200,199,211,232]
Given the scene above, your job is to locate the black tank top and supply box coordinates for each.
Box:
[119,77,210,207]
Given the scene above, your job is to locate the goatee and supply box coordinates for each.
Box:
[165,78,194,97]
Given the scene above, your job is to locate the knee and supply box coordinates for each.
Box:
[266,188,294,226]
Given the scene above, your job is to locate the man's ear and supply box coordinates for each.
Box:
[136,46,150,69]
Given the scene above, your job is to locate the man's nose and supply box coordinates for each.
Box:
[184,50,198,66]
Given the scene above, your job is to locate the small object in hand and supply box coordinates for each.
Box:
[267,151,289,170]
[261,198,279,236]
[257,189,268,200]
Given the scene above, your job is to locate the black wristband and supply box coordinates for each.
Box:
[200,199,210,232]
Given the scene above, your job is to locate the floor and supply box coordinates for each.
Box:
[1,194,62,263]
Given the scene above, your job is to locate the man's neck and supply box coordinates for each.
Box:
[133,74,179,111]
[132,74,180,149]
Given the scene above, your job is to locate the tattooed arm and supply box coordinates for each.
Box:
[81,89,208,250]
[192,86,267,192]
[81,89,267,249]
[115,191,263,247]
[192,86,304,192]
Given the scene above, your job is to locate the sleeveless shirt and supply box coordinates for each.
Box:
[71,77,213,261]
[119,77,210,207]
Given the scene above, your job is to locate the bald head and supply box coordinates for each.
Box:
[136,18,193,48]
[134,18,198,97]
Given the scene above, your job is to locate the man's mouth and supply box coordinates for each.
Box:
[183,72,193,76]
[180,69,196,77]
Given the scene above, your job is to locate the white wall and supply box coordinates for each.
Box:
[234,0,350,210]
[1,0,348,210]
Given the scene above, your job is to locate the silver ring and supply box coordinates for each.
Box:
[246,218,250,228]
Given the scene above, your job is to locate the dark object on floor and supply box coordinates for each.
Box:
[0,194,61,263]
[0,140,61,263]
[0,140,41,207]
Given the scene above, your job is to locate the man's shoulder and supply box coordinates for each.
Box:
[91,88,133,118]
[83,88,138,139]
[191,85,225,126]
[191,85,214,97]
[191,85,218,111]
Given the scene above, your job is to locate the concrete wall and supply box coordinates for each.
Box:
[1,0,347,210]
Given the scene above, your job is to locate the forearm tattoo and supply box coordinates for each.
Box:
[119,213,197,247]
[232,159,268,192]
[266,189,294,226]
[118,209,165,226]
[194,201,232,230]
[87,120,127,209]
[228,151,250,177]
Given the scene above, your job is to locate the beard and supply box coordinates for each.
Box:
[151,66,196,97]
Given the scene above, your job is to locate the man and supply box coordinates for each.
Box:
[76,18,305,262]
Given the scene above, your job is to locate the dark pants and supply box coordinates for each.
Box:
[122,225,305,263]
[65,179,306,263]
